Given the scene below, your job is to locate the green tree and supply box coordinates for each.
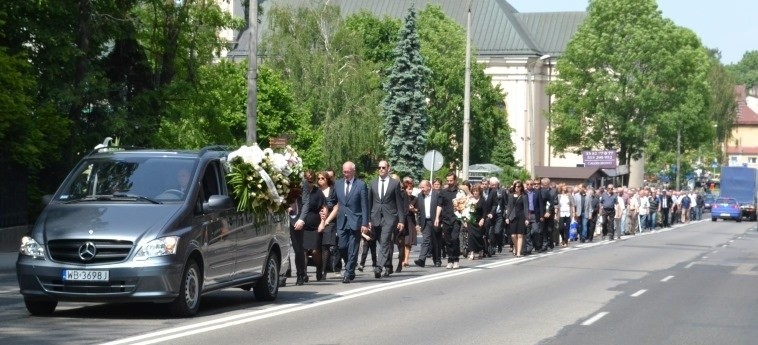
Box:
[380,5,430,179]
[548,0,711,169]
[727,50,758,89]
[262,3,385,171]
[418,6,512,170]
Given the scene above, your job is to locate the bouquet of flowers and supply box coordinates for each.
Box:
[226,144,303,214]
[453,190,476,224]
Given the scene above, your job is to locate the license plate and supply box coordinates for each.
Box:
[62,270,109,281]
[720,213,730,217]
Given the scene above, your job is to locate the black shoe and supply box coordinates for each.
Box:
[382,270,390,278]
[342,276,350,284]
[435,261,442,267]
[303,275,309,283]
[316,271,323,281]
[414,259,425,267]
[296,275,304,286]
[387,266,394,275]
[357,265,364,272]
[349,274,355,281]
[374,267,382,278]
[396,264,402,273]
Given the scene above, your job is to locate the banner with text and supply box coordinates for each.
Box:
[582,150,617,168]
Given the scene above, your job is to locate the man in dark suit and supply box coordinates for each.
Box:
[368,160,405,278]
[488,178,507,254]
[415,180,441,267]
[659,190,673,228]
[334,161,370,283]
[480,178,496,257]
[537,177,558,251]
[435,172,462,269]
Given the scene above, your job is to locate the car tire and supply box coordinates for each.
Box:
[711,218,717,222]
[254,253,280,301]
[24,297,57,316]
[168,260,201,317]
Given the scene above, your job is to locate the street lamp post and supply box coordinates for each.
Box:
[527,54,550,178]
[462,0,473,181]
[676,127,681,190]
[246,0,259,145]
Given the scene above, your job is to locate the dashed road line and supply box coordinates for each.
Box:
[631,289,647,297]
[582,312,609,326]
[685,261,697,269]
[661,275,674,282]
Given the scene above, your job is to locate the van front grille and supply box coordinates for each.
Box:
[48,239,134,264]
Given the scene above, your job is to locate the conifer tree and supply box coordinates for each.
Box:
[380,5,430,180]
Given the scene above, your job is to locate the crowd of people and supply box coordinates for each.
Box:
[287,160,707,285]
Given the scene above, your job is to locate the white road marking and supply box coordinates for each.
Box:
[0,289,18,294]
[581,312,609,326]
[722,244,728,248]
[685,262,697,269]
[729,240,735,243]
[702,256,709,259]
[100,220,703,345]
[631,289,647,297]
[661,275,674,282]
[712,251,718,254]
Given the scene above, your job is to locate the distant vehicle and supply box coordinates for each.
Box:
[719,166,758,221]
[703,194,716,211]
[711,197,742,222]
[17,146,290,317]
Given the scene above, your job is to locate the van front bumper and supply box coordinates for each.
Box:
[17,256,184,303]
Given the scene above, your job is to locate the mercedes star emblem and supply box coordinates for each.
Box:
[78,241,97,261]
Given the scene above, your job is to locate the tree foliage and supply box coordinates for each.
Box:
[727,50,758,89]
[262,3,385,171]
[548,0,712,170]
[417,6,512,170]
[381,6,430,180]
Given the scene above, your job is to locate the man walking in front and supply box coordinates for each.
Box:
[435,172,462,269]
[335,161,370,283]
[600,184,617,240]
[368,160,405,278]
[415,180,441,267]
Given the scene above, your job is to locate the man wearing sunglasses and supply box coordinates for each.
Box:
[368,161,406,278]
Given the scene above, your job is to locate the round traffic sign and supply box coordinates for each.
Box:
[422,150,444,172]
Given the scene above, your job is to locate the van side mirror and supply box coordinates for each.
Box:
[203,195,234,212]
[41,195,53,206]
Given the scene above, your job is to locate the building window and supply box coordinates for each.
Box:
[730,156,738,163]
[750,157,757,164]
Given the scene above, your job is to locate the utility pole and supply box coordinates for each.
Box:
[246,0,259,145]
[462,0,473,181]
[676,127,681,190]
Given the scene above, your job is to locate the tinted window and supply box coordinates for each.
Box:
[715,198,736,205]
[58,156,198,201]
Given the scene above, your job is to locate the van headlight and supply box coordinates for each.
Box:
[20,236,46,260]
[134,236,179,261]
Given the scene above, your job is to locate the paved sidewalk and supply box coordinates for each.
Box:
[0,252,17,274]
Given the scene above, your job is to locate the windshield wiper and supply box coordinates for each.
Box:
[63,194,162,204]
[112,193,163,204]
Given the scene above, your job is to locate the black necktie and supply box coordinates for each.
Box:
[380,179,385,199]
[346,180,351,195]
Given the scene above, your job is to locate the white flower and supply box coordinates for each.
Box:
[271,153,288,173]
[229,145,264,165]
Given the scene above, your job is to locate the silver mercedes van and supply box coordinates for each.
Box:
[16,146,290,317]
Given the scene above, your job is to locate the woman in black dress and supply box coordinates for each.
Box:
[506,181,529,257]
[293,170,326,285]
[317,171,339,281]
[468,184,486,260]
[397,178,418,271]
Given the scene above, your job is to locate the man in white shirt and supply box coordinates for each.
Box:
[627,190,640,235]
[638,190,650,232]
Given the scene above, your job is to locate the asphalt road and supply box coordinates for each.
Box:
[1,218,756,345]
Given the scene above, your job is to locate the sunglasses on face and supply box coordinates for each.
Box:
[378,166,388,170]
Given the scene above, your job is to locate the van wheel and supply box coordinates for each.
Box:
[168,260,201,317]
[254,254,280,301]
[24,297,57,316]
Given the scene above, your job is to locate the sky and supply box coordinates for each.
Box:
[507,0,756,65]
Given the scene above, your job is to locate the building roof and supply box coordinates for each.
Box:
[726,146,758,155]
[227,0,585,59]
[534,166,607,180]
[735,85,758,125]
[468,163,503,173]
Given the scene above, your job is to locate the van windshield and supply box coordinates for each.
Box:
[57,156,198,202]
